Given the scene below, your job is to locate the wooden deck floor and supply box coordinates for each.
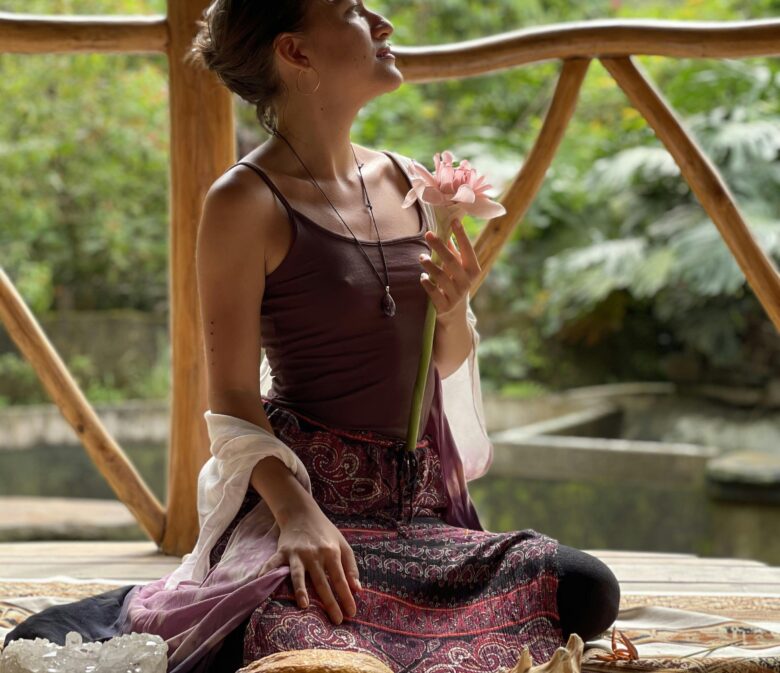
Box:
[1,541,779,596]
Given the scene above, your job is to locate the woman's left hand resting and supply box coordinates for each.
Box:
[418,218,482,321]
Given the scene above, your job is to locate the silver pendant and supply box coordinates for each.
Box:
[382,286,396,317]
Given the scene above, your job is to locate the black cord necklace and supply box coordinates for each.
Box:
[272,129,396,317]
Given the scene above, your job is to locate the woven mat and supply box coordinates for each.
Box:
[619,594,780,622]
[0,579,133,655]
[582,594,780,672]
[1,581,779,671]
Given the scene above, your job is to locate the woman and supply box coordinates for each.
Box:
[3,1,620,671]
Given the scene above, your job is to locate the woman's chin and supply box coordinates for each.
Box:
[361,67,404,102]
[379,67,404,90]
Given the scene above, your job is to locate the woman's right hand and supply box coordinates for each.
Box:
[259,504,362,625]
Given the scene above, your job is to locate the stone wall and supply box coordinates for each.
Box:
[0,309,168,401]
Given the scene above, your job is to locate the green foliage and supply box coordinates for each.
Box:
[0,344,170,406]
[0,0,170,313]
[536,99,780,380]
[432,14,780,389]
[0,353,49,407]
[497,379,550,399]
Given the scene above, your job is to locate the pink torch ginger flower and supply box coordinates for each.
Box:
[402,150,506,220]
[400,151,505,455]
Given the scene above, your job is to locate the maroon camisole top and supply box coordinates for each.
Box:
[233,151,436,441]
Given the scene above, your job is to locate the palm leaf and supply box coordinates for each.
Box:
[668,212,780,296]
[585,146,679,194]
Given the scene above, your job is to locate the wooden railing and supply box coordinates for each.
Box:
[1,7,778,556]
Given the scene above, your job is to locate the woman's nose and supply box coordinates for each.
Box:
[373,14,393,38]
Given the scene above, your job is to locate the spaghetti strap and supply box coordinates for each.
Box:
[381,150,409,178]
[233,161,295,221]
[233,153,429,238]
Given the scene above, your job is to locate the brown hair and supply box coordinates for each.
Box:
[186,0,334,135]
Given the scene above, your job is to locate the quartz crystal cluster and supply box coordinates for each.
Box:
[0,631,167,673]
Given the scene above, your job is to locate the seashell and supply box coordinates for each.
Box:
[501,633,585,673]
[237,648,395,673]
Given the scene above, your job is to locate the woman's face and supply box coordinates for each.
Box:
[280,0,403,102]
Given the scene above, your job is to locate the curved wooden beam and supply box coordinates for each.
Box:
[471,58,592,296]
[0,12,168,53]
[0,267,166,544]
[395,19,780,82]
[601,55,780,332]
[1,15,776,67]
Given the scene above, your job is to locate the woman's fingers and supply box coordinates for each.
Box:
[341,538,362,593]
[288,555,309,609]
[264,510,361,624]
[307,555,344,624]
[451,218,481,277]
[419,221,476,303]
[325,548,357,619]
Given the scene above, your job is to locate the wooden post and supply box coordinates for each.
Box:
[601,56,780,332]
[162,0,235,555]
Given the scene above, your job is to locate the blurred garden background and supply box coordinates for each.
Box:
[1,0,779,559]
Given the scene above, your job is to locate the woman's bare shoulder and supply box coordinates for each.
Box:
[209,157,285,213]
[198,162,289,262]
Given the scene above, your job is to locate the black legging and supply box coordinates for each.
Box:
[556,543,622,643]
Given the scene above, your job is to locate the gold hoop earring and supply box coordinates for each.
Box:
[296,67,321,95]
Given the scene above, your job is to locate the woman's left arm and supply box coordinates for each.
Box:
[418,217,481,380]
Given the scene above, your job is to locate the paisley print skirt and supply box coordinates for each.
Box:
[208,396,565,672]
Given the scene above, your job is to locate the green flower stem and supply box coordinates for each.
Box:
[404,297,438,453]
[404,207,456,453]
